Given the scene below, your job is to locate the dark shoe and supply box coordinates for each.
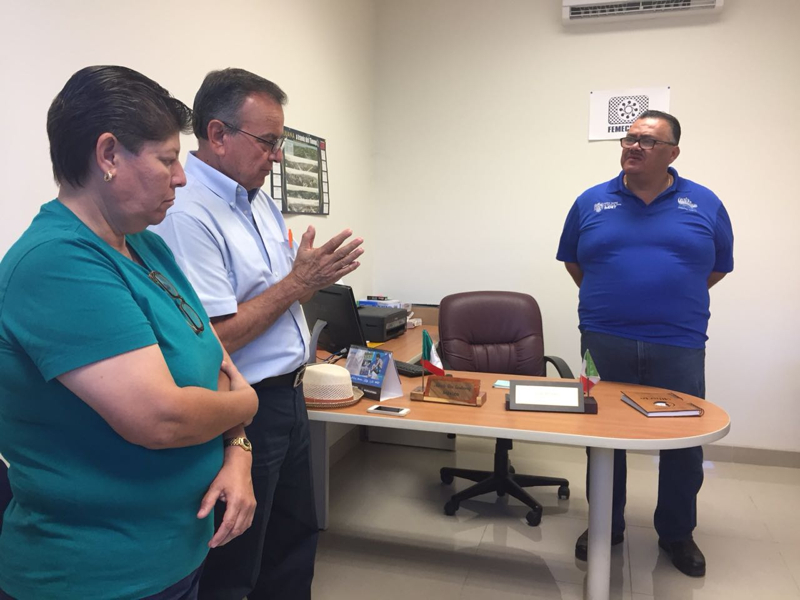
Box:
[575,528,625,561]
[658,537,706,577]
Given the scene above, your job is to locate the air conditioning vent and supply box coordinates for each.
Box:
[563,0,723,24]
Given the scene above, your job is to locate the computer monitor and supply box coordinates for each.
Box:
[303,283,367,354]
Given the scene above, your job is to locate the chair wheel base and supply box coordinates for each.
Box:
[526,508,542,526]
[440,469,454,485]
[558,485,570,500]
[444,500,459,516]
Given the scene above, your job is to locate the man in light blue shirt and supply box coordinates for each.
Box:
[151,68,363,600]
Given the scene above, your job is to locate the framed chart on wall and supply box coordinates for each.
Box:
[271,127,330,215]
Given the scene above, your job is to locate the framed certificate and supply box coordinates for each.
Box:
[507,380,585,413]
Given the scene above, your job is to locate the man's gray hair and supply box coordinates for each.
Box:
[192,68,287,140]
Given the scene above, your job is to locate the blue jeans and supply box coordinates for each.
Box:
[582,330,706,542]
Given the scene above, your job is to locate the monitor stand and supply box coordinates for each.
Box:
[307,319,328,365]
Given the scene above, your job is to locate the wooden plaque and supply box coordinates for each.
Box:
[425,376,479,401]
[410,375,486,407]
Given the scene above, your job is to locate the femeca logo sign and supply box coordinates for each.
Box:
[608,95,649,126]
[588,87,669,141]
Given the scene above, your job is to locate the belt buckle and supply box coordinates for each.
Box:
[293,365,306,388]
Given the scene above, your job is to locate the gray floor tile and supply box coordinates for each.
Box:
[314,440,800,600]
[627,526,800,599]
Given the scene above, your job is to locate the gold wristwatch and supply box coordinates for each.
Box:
[223,437,252,452]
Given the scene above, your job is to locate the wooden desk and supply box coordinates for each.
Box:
[308,328,730,600]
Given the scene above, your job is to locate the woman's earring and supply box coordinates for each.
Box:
[103,171,114,182]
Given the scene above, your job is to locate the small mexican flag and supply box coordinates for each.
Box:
[581,349,600,396]
[421,329,445,376]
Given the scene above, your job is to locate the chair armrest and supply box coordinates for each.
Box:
[544,355,574,379]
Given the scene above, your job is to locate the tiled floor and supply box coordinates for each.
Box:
[312,437,800,600]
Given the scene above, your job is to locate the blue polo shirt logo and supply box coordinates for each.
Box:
[677,197,698,211]
[593,201,621,213]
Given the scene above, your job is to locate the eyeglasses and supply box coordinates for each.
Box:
[221,121,285,154]
[148,271,205,334]
[620,136,678,150]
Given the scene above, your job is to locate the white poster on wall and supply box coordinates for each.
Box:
[588,86,670,141]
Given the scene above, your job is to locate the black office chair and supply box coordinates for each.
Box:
[438,291,572,526]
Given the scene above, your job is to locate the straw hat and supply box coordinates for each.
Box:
[303,363,364,409]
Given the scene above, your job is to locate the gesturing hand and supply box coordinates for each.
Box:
[291,226,363,293]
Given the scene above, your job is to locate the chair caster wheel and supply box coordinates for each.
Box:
[558,485,570,500]
[526,508,542,526]
[440,469,454,484]
[444,500,459,516]
[497,489,506,497]
[509,465,516,474]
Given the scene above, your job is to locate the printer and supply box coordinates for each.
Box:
[357,306,407,342]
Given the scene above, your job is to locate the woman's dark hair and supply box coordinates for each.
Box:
[47,65,192,187]
[192,68,287,140]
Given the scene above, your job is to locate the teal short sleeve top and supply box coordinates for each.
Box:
[0,201,224,600]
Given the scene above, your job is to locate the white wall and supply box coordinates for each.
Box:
[0,0,377,297]
[2,0,798,453]
[370,0,800,452]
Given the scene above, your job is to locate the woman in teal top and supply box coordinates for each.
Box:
[0,66,259,600]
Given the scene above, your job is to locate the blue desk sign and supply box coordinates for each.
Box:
[344,345,403,402]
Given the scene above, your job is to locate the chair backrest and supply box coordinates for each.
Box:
[438,291,546,377]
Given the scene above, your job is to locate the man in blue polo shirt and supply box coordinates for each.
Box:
[151,69,363,600]
[557,110,733,577]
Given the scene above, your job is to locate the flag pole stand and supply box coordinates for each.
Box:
[410,365,426,398]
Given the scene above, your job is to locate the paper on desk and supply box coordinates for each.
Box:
[514,385,580,407]
[492,380,510,389]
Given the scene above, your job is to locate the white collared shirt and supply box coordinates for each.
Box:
[150,152,309,383]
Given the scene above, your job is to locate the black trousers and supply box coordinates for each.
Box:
[582,330,706,542]
[198,382,319,600]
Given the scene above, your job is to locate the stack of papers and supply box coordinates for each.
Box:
[359,298,402,308]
